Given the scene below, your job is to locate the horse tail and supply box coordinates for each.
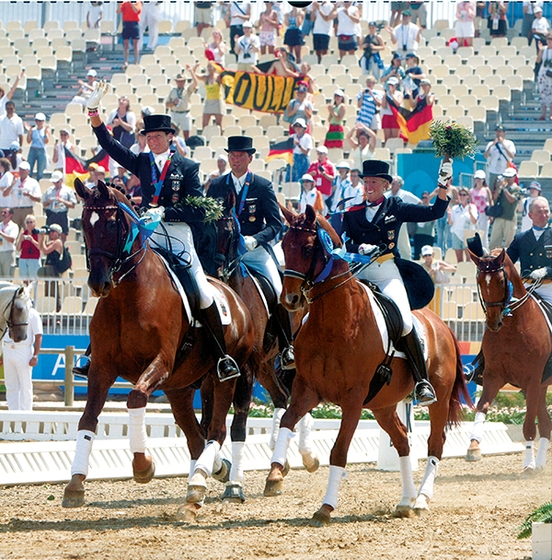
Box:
[446,328,474,427]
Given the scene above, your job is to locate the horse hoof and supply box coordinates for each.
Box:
[212,458,231,484]
[394,500,415,518]
[521,466,536,478]
[465,448,482,462]
[263,478,284,497]
[186,484,207,504]
[302,453,320,473]
[282,460,290,477]
[414,494,429,515]
[311,508,331,526]
[222,482,245,503]
[133,461,155,484]
[176,504,198,523]
[62,489,85,508]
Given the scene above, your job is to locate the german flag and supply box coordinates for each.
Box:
[64,147,110,188]
[389,96,433,146]
[267,137,294,166]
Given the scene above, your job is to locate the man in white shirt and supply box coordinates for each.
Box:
[484,125,516,191]
[139,1,163,52]
[229,1,251,57]
[0,102,24,152]
[336,1,361,58]
[312,0,336,63]
[0,207,19,277]
[8,161,42,229]
[386,9,422,56]
[236,21,260,70]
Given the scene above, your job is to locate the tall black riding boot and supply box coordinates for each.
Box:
[200,301,240,382]
[400,330,437,406]
[72,344,91,379]
[275,304,295,370]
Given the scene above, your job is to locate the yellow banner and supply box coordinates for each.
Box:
[220,71,298,113]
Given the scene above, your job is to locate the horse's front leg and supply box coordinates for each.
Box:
[466,373,503,462]
[298,413,319,473]
[63,370,115,508]
[311,401,363,526]
[127,354,172,484]
[264,377,320,498]
[536,386,552,472]
[521,383,547,475]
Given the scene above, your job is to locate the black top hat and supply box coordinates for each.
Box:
[359,159,393,182]
[224,135,256,154]
[140,114,176,135]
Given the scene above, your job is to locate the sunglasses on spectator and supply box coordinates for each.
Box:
[459,193,469,196]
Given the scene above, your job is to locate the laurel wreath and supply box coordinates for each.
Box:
[429,121,478,159]
[182,196,224,223]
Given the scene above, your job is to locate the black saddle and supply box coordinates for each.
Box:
[245,266,278,310]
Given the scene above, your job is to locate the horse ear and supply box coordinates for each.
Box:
[97,179,110,199]
[467,249,481,268]
[496,248,506,266]
[279,202,297,226]
[304,204,316,226]
[74,178,90,201]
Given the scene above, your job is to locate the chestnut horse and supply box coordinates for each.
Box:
[264,205,470,525]
[200,190,316,502]
[63,180,255,522]
[466,247,552,473]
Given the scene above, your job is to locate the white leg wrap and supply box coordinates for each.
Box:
[322,465,346,510]
[194,440,221,478]
[213,449,222,474]
[269,408,286,450]
[536,438,549,470]
[230,441,245,483]
[524,441,535,469]
[128,407,148,454]
[189,460,197,478]
[418,456,439,501]
[399,456,417,501]
[271,427,294,467]
[469,411,486,444]
[298,413,315,456]
[71,430,95,477]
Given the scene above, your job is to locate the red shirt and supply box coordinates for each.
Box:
[20,231,40,260]
[120,2,142,22]
[307,160,335,197]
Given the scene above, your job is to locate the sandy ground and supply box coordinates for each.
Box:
[0,451,549,560]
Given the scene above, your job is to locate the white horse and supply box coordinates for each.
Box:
[0,282,31,343]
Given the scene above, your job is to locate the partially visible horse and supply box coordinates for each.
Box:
[63,179,255,522]
[264,205,470,524]
[201,190,316,502]
[0,282,31,343]
[466,247,552,473]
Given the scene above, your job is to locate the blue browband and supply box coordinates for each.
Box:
[118,201,161,254]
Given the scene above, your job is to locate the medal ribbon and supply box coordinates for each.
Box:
[149,152,172,207]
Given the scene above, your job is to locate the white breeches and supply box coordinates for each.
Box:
[151,222,213,309]
[3,343,34,410]
[242,244,283,297]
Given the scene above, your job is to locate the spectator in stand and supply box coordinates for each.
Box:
[536,33,552,120]
[259,1,279,56]
[24,113,50,181]
[283,5,304,64]
[470,169,493,249]
[518,180,542,233]
[290,117,312,182]
[0,72,24,119]
[284,83,313,133]
[69,69,98,108]
[413,190,438,259]
[449,187,478,262]
[523,1,542,45]
[195,2,214,37]
[346,123,377,170]
[356,75,383,131]
[42,171,78,239]
[455,1,476,48]
[9,161,42,229]
[16,214,41,281]
[311,0,337,63]
[118,1,142,69]
[235,21,261,70]
[386,9,422,57]
[228,1,251,57]
[38,223,66,311]
[484,125,516,192]
[390,2,409,27]
[0,102,24,154]
[165,66,199,141]
[262,48,300,77]
[190,63,224,132]
[139,1,163,52]
[489,168,522,249]
[531,6,549,54]
[299,62,317,99]
[360,22,386,80]
[0,158,16,209]
[307,145,335,212]
[324,90,346,149]
[298,173,324,215]
[6,141,23,173]
[475,2,487,38]
[205,29,227,66]
[111,164,129,188]
[204,154,228,194]
[408,78,434,119]
[335,1,361,58]
[409,2,427,29]
[0,207,18,277]
[107,96,137,149]
[381,52,406,88]
[381,76,403,143]
[329,161,363,234]
[487,1,508,39]
[87,2,103,28]
[403,52,425,101]
[52,129,76,175]
[420,245,457,288]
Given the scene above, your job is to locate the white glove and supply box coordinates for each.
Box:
[358,243,377,255]
[530,266,552,281]
[243,236,258,251]
[438,160,453,187]
[143,206,165,222]
[87,80,110,111]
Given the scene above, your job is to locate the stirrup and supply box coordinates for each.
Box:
[72,358,90,379]
[217,356,241,382]
[280,346,295,370]
[414,380,437,406]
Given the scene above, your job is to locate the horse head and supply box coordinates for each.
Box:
[0,284,30,343]
[468,247,520,332]
[209,189,239,281]
[75,178,139,298]
[280,204,345,311]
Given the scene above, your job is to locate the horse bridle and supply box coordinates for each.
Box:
[0,289,29,341]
